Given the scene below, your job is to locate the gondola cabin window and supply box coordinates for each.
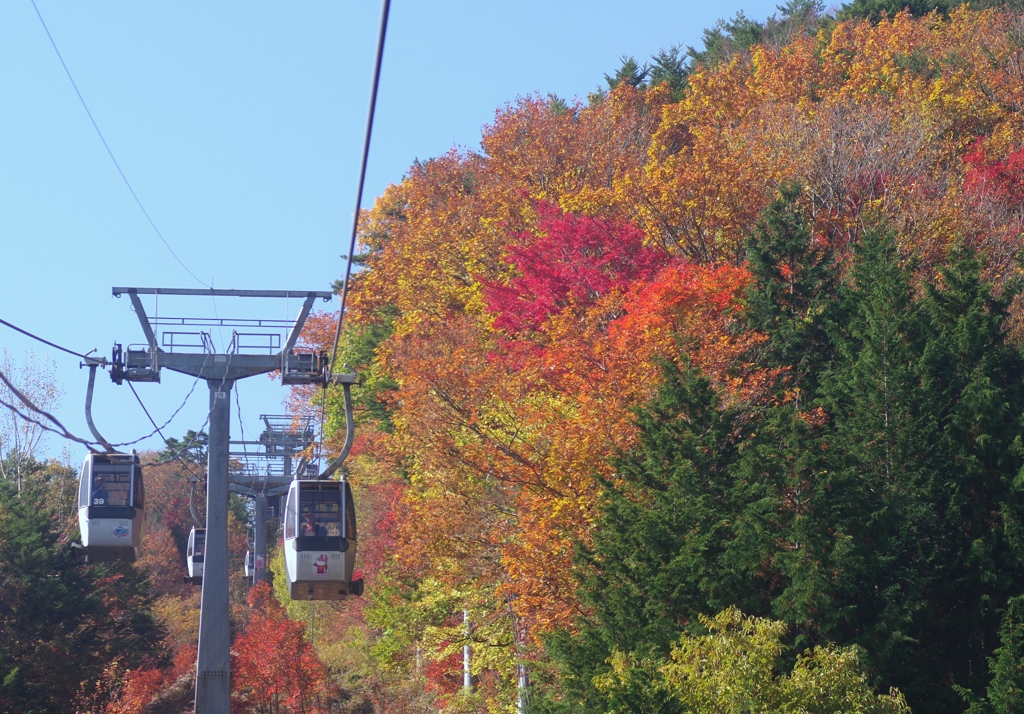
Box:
[284,482,354,552]
[285,499,297,539]
[79,460,137,511]
[97,471,129,507]
[300,495,341,539]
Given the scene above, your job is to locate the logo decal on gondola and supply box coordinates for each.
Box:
[113,526,130,539]
[314,554,328,575]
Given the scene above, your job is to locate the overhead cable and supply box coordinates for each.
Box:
[233,388,262,499]
[329,0,391,374]
[123,376,202,448]
[317,0,391,468]
[127,381,202,478]
[154,351,232,467]
[0,317,93,361]
[30,0,211,290]
[0,313,210,454]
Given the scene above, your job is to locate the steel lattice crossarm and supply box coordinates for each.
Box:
[227,456,294,496]
[229,414,318,494]
[110,287,334,384]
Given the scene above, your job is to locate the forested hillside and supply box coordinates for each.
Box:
[327,3,1024,711]
[7,2,1024,712]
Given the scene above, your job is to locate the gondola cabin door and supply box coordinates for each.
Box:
[186,527,205,583]
[77,451,145,562]
[282,479,362,600]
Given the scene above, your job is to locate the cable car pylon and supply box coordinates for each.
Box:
[110,286,332,714]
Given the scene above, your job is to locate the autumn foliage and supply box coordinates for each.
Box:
[315,6,1024,711]
[232,583,340,713]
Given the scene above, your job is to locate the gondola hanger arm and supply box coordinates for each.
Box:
[318,374,356,480]
[82,356,115,453]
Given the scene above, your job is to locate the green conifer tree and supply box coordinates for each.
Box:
[970,596,1024,713]
[0,479,167,712]
[908,245,1024,708]
[744,182,841,401]
[540,360,740,711]
[810,228,948,704]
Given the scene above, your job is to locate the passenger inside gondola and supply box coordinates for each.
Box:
[99,473,130,507]
[92,476,109,506]
[301,512,325,537]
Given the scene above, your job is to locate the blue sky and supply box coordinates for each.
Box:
[0,0,783,464]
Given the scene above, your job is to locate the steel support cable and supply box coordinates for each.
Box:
[121,369,205,447]
[129,380,199,482]
[156,412,213,467]
[0,317,94,361]
[30,0,211,290]
[329,0,391,374]
[0,317,185,450]
[99,351,209,454]
[318,0,390,478]
[0,337,207,459]
[233,387,260,499]
[124,381,200,483]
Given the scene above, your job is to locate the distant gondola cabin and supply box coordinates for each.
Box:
[282,479,362,600]
[187,527,205,582]
[77,451,145,562]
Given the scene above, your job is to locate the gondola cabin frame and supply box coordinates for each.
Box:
[186,527,206,584]
[282,479,362,600]
[77,451,145,562]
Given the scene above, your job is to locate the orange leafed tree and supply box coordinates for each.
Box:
[232,583,340,713]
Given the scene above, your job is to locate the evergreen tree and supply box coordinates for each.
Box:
[727,188,847,650]
[0,479,167,712]
[744,182,842,401]
[909,245,1024,708]
[778,0,826,24]
[686,12,765,70]
[159,428,208,465]
[540,360,740,711]
[837,0,955,22]
[539,215,1024,712]
[968,596,1024,713]
[603,56,651,91]
[648,45,688,100]
[811,228,948,703]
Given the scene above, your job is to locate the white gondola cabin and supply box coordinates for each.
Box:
[77,451,145,562]
[186,527,205,583]
[282,479,362,600]
[244,549,254,579]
